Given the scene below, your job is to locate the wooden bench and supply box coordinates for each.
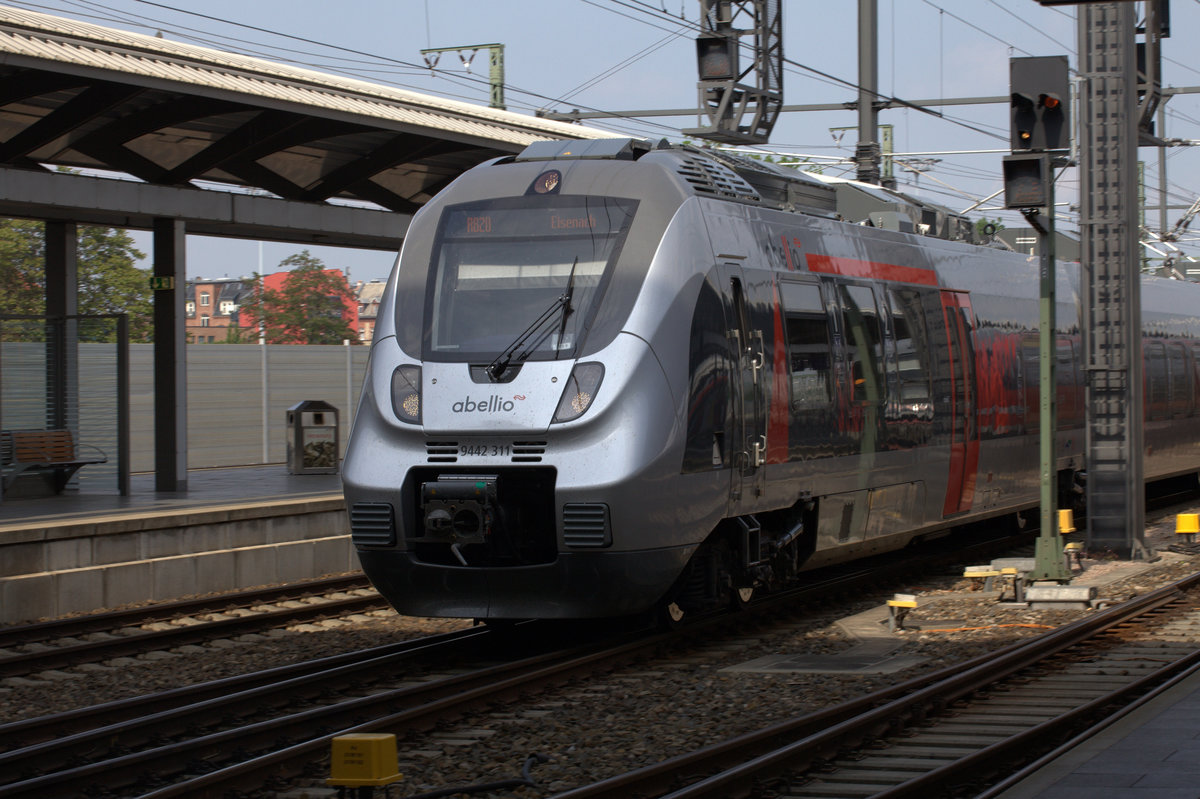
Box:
[0,429,107,494]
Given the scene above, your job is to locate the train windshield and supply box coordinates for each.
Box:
[424,196,638,362]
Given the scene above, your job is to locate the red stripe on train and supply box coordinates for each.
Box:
[806,254,940,286]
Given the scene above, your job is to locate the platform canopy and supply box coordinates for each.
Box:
[0,4,616,246]
[0,4,620,497]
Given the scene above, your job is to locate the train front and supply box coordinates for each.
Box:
[342,139,698,620]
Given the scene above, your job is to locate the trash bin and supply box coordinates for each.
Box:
[286,400,339,474]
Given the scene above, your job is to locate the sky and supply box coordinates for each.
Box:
[8,0,1200,281]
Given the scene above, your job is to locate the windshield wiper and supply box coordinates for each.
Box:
[486,258,578,381]
[556,256,579,352]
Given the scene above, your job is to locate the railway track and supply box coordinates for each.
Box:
[0,528,1033,799]
[551,570,1200,799]
[0,619,653,799]
[0,574,388,677]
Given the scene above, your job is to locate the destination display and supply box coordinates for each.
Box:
[442,197,637,241]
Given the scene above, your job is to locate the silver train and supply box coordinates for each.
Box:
[342,137,1200,621]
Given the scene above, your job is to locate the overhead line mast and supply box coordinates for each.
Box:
[683,0,782,145]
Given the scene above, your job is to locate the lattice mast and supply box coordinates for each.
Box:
[684,0,782,145]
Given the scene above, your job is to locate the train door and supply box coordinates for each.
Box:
[721,264,766,503]
[940,289,980,516]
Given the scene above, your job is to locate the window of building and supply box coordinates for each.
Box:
[200,292,210,306]
[201,316,210,327]
[186,301,195,316]
[219,300,235,315]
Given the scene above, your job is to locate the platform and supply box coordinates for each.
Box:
[0,465,354,624]
[0,464,341,523]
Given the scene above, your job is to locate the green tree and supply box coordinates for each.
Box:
[0,218,151,341]
[223,322,255,344]
[0,218,52,317]
[240,251,358,345]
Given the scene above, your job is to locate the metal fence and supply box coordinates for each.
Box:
[1,315,129,495]
[129,343,370,473]
[1,337,370,493]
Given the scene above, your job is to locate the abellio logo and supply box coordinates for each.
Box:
[452,395,524,414]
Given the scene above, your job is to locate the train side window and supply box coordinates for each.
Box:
[887,288,933,414]
[1020,334,1039,427]
[780,280,832,410]
[1167,342,1190,417]
[1056,339,1080,426]
[840,284,884,404]
[1194,344,1200,416]
[1146,340,1168,420]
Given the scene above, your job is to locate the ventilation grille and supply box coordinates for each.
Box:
[425,441,548,463]
[675,156,760,201]
[425,441,459,462]
[562,503,611,548]
[512,441,547,462]
[350,503,395,547]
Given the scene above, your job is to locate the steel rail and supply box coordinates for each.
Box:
[0,626,671,799]
[870,650,1200,798]
[550,571,1200,799]
[1,527,1033,799]
[0,626,492,773]
[104,531,1036,799]
[976,657,1200,799]
[0,582,388,678]
[0,573,371,647]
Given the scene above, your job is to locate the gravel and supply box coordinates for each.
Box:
[0,609,471,722]
[3,509,1199,799]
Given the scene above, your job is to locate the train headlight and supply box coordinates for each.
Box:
[391,365,422,424]
[552,362,604,423]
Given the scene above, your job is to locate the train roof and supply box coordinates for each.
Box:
[515,138,976,244]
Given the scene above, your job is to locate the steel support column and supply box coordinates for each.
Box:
[1030,177,1072,582]
[1078,4,1146,558]
[856,0,880,185]
[44,220,78,434]
[153,217,187,492]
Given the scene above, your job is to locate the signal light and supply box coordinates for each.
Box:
[1002,153,1050,209]
[1009,56,1070,153]
[696,33,738,81]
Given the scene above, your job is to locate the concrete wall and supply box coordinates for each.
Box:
[0,498,354,624]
